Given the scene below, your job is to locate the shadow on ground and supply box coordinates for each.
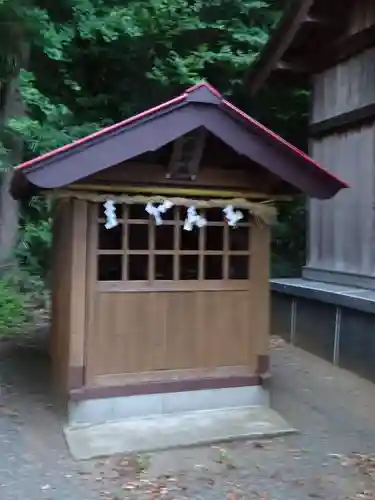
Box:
[1,333,51,396]
[1,334,375,499]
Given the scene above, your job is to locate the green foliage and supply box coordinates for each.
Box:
[0,0,25,82]
[15,195,54,279]
[0,275,29,338]
[0,267,50,339]
[16,216,52,277]
[7,268,50,311]
[0,0,308,287]
[1,0,282,160]
[272,198,307,278]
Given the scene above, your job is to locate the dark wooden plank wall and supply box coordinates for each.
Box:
[348,0,375,35]
[304,2,375,287]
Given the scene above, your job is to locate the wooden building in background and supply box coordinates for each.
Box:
[11,82,345,428]
[248,0,375,380]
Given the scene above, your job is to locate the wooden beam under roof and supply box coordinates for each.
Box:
[260,22,375,78]
[309,102,375,138]
[247,0,353,94]
[247,0,315,95]
[303,14,331,25]
[275,59,312,73]
[314,25,375,72]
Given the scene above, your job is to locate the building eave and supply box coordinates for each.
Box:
[247,0,353,95]
[10,82,348,201]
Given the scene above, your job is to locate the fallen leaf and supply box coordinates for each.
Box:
[253,441,265,449]
[293,478,305,486]
[269,471,281,480]
[227,493,242,500]
[76,470,91,476]
[270,335,286,349]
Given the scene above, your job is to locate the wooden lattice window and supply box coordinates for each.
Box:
[96,203,251,282]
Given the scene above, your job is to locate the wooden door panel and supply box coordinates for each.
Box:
[86,289,255,385]
[85,292,167,383]
[165,290,254,370]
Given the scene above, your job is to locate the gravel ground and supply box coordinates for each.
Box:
[1,337,375,499]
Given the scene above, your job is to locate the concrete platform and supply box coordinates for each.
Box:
[270,278,375,383]
[271,277,375,313]
[64,406,296,460]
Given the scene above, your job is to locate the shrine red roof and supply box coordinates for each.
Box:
[11,82,348,200]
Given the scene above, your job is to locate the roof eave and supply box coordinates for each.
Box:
[247,0,314,95]
[11,169,38,200]
[10,81,348,201]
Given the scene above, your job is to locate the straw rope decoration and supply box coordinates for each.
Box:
[54,190,277,225]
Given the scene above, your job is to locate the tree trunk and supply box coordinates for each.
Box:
[0,46,28,270]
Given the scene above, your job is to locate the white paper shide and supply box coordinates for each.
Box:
[145,200,174,225]
[223,205,244,227]
[183,206,207,231]
[103,200,119,229]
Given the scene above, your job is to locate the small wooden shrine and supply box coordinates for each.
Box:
[11,82,347,426]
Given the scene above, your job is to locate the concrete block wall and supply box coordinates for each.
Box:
[271,286,375,383]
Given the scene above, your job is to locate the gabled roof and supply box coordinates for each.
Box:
[247,0,354,94]
[11,81,348,200]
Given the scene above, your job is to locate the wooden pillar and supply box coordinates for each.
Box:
[250,223,270,375]
[67,199,88,391]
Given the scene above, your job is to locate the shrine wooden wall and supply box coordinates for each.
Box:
[80,160,286,199]
[50,167,272,400]
[83,204,269,390]
[51,200,71,395]
[83,200,270,394]
[87,289,256,387]
[51,199,88,399]
[305,1,375,287]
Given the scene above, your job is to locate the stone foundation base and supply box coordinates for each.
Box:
[64,405,295,460]
[68,385,269,427]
